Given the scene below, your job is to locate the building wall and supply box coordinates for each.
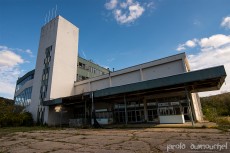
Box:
[29,16,58,122]
[29,16,79,124]
[112,70,141,87]
[77,57,109,81]
[14,79,33,98]
[14,70,34,107]
[14,80,33,107]
[14,15,204,124]
[91,78,110,91]
[74,53,187,95]
[48,106,74,126]
[48,16,79,99]
[142,60,184,81]
[74,53,203,123]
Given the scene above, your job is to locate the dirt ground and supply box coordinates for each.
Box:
[0,128,230,153]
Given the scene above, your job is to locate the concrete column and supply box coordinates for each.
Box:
[85,99,87,124]
[88,82,91,91]
[124,95,128,124]
[109,76,112,87]
[140,69,144,81]
[182,58,188,72]
[91,92,94,126]
[185,88,194,126]
[143,98,148,122]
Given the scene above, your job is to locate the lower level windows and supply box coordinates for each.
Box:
[77,74,89,81]
[14,87,32,106]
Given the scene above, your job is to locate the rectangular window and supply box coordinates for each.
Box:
[79,62,82,67]
[45,73,48,79]
[42,74,46,80]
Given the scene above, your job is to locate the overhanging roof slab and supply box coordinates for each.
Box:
[93,66,226,98]
[43,66,226,106]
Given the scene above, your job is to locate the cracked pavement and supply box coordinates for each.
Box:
[0,128,230,153]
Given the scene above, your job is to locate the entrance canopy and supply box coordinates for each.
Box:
[43,65,226,106]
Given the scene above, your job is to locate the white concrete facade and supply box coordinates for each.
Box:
[14,16,208,125]
[29,16,79,124]
[74,53,190,95]
[74,53,203,122]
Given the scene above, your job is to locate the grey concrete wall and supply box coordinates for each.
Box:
[30,16,79,124]
[74,53,187,95]
[191,93,203,122]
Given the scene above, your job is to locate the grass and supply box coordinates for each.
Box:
[215,117,230,132]
[0,126,61,138]
[204,116,230,132]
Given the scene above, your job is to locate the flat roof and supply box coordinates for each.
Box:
[16,69,35,84]
[94,65,226,98]
[75,52,187,85]
[43,65,226,106]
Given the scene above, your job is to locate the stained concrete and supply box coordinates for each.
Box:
[0,128,230,153]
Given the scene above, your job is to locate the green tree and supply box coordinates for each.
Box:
[0,97,33,127]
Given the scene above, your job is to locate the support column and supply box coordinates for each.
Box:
[185,88,194,127]
[91,92,94,126]
[140,68,144,81]
[109,76,112,87]
[85,99,87,125]
[88,82,91,91]
[109,71,112,87]
[143,98,148,122]
[91,92,101,128]
[124,95,128,125]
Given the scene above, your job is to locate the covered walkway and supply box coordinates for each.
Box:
[43,66,226,126]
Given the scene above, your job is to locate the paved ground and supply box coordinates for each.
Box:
[0,128,230,153]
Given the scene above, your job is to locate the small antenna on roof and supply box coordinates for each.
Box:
[48,10,50,22]
[55,5,57,17]
[44,14,47,24]
[51,8,54,20]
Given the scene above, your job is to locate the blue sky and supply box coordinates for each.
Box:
[0,0,230,99]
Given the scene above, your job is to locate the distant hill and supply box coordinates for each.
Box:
[0,97,14,105]
[201,92,230,116]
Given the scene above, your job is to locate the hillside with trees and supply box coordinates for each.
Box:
[0,97,33,127]
[201,92,230,129]
[201,92,230,117]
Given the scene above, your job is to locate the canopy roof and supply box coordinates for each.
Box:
[43,65,226,106]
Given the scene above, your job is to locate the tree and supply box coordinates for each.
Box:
[0,97,33,127]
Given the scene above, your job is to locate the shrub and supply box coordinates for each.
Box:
[203,107,218,122]
[21,112,34,126]
[0,97,34,127]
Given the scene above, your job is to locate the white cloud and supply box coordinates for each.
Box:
[221,16,230,29]
[105,0,118,10]
[185,39,197,47]
[0,66,22,99]
[178,34,230,97]
[176,44,186,51]
[0,45,34,57]
[199,34,230,48]
[145,1,154,9]
[176,39,198,51]
[0,45,8,50]
[0,45,26,99]
[0,50,24,67]
[105,0,154,24]
[114,3,144,24]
